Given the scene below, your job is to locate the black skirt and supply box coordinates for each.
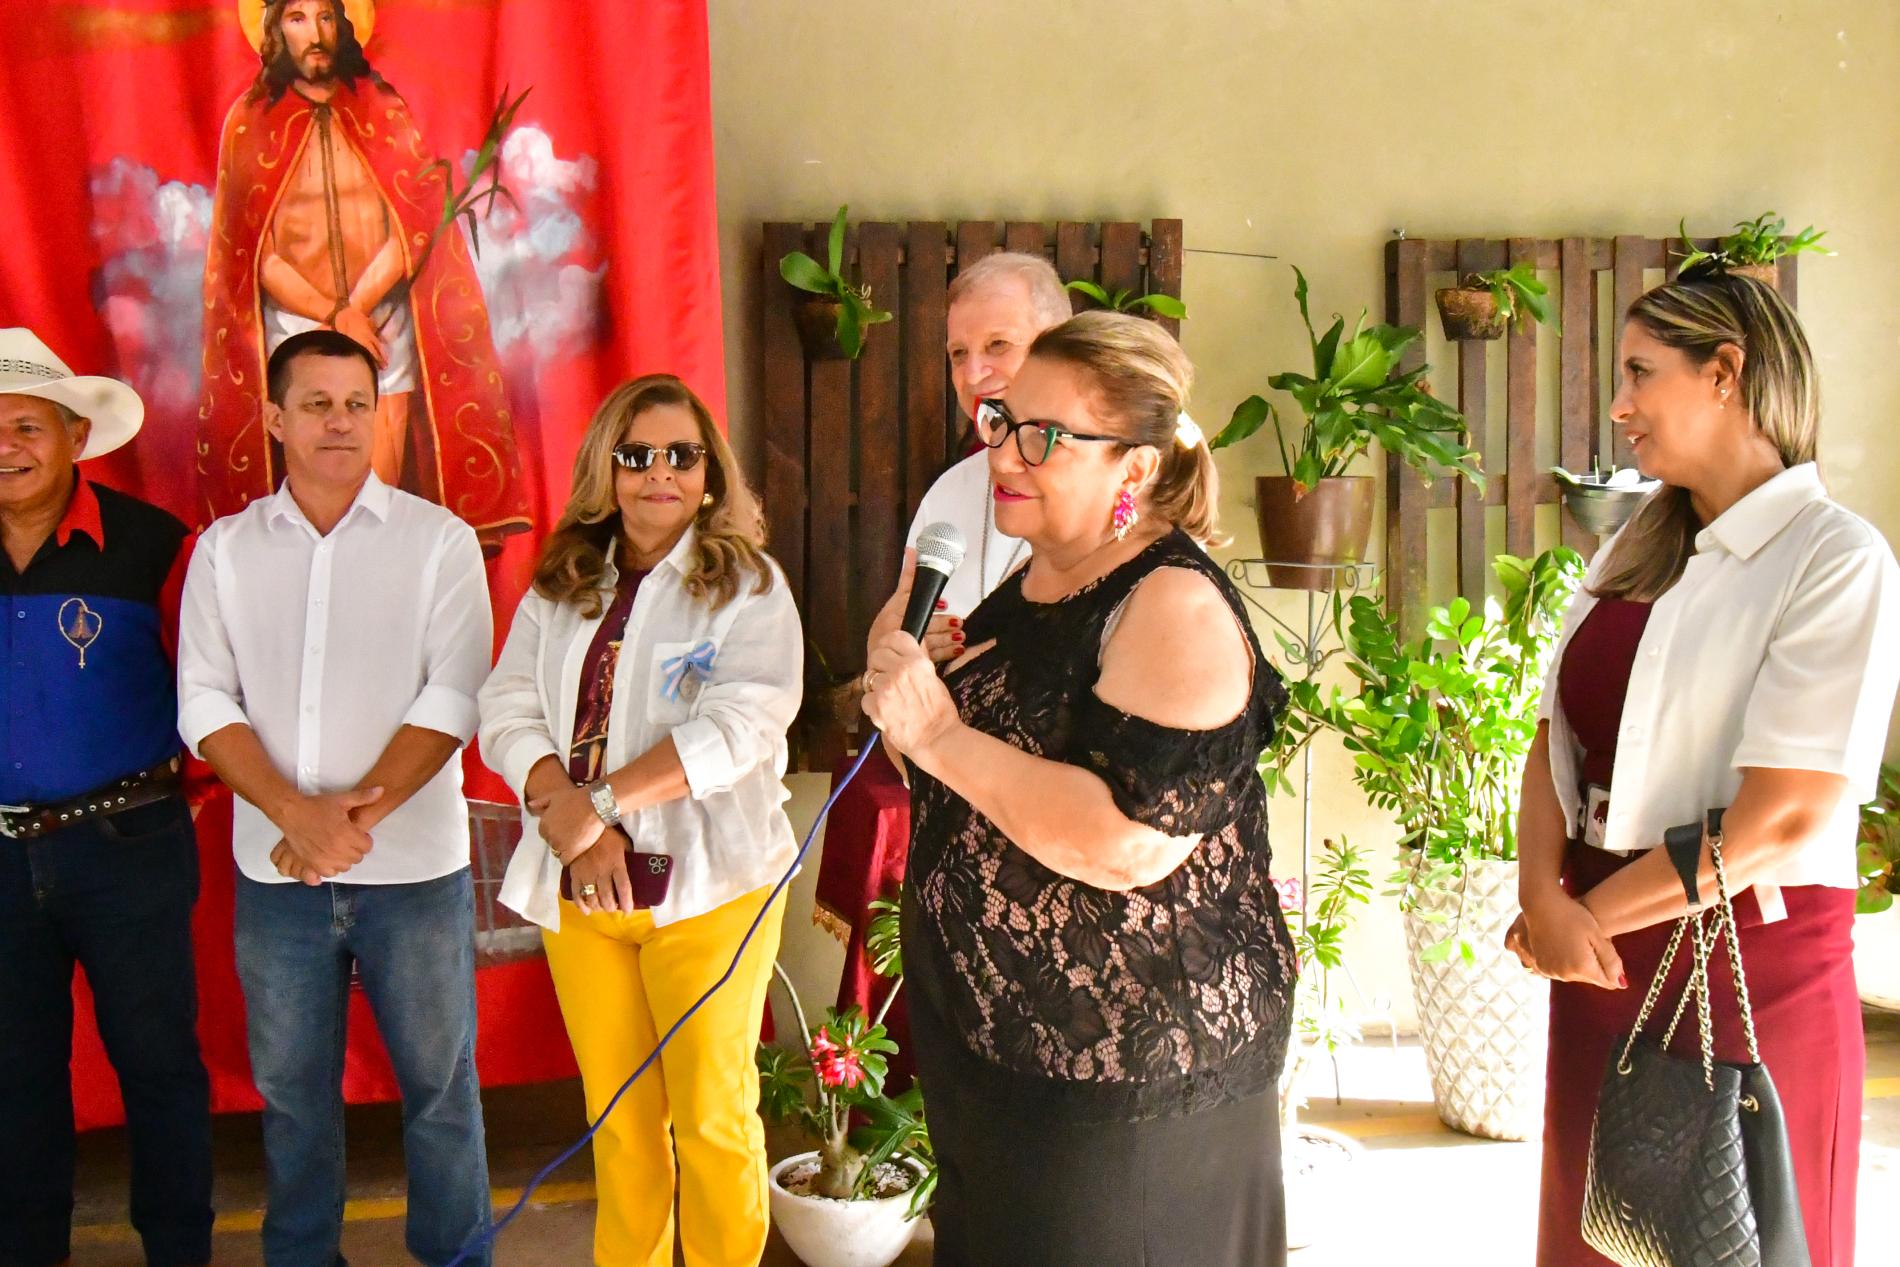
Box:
[912,986,1286,1267]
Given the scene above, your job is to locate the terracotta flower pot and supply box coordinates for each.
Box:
[1252,475,1376,591]
[1728,262,1780,290]
[1435,285,1506,341]
[794,296,850,360]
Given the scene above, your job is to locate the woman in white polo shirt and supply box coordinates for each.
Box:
[1508,265,1900,1267]
[478,374,801,1267]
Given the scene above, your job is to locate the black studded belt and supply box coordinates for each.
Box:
[0,757,185,840]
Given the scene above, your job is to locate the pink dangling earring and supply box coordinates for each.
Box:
[1111,488,1139,541]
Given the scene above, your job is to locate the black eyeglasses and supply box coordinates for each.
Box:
[612,441,706,473]
[972,398,1122,467]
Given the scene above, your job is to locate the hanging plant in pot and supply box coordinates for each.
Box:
[1211,266,1482,591]
[780,204,894,361]
[1271,840,1372,1251]
[1266,547,1583,1140]
[1434,261,1556,342]
[1671,211,1831,289]
[758,899,934,1267]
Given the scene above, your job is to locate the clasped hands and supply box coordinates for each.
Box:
[268,785,385,885]
[530,783,639,917]
[1504,887,1628,990]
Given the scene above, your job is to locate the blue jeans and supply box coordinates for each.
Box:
[0,795,213,1267]
[235,868,492,1267]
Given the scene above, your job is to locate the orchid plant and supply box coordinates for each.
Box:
[757,898,936,1213]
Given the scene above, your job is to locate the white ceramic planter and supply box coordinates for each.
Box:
[1854,907,1900,1011]
[768,1152,923,1267]
[1282,1124,1363,1251]
[1403,856,1549,1141]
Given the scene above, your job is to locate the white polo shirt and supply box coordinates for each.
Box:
[1541,462,1900,895]
[905,451,1027,617]
[178,474,493,886]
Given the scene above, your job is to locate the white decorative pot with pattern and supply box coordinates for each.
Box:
[1854,907,1900,1011]
[1403,855,1549,1141]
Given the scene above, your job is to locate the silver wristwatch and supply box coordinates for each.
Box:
[586,781,622,829]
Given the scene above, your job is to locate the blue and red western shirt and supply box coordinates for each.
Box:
[0,476,195,805]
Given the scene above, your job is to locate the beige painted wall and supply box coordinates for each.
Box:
[710,0,1900,1032]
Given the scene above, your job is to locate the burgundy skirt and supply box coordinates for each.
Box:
[1537,841,1863,1267]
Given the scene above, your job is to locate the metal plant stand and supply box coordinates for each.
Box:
[1225,558,1398,1099]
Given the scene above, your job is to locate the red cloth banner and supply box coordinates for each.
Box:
[0,0,725,1129]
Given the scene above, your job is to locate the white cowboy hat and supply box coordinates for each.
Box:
[0,328,145,460]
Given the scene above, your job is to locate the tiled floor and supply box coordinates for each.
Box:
[68,1010,1900,1265]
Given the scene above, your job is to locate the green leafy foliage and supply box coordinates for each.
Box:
[1210,266,1483,494]
[1674,212,1833,272]
[1261,550,1584,926]
[757,894,935,1206]
[1461,262,1557,333]
[1858,763,1900,915]
[1277,838,1375,1128]
[1064,279,1189,320]
[778,205,895,358]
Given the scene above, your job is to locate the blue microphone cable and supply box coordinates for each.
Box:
[444,735,886,1266]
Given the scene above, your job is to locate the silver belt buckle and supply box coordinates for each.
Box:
[0,804,32,839]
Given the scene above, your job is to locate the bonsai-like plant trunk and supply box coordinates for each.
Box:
[1435,284,1506,341]
[1254,476,1376,591]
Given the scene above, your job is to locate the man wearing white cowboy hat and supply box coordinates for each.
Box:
[0,329,213,1267]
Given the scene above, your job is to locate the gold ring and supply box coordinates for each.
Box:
[864,669,883,691]
[578,883,598,898]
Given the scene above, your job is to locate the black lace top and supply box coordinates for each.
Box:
[903,529,1296,1122]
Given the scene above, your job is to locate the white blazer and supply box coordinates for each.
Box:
[478,527,804,929]
[1540,463,1900,912]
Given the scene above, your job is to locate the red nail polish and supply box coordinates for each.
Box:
[1618,973,1628,989]
[953,631,965,642]
[935,599,947,610]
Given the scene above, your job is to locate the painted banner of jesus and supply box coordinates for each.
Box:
[197,0,530,546]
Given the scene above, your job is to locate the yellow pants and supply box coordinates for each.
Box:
[542,883,785,1267]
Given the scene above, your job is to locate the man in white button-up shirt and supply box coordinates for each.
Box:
[177,331,494,1267]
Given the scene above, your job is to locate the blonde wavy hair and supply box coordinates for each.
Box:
[1026,311,1226,549]
[1592,269,1819,601]
[533,375,773,615]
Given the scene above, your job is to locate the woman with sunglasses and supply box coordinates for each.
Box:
[478,374,802,1267]
[863,312,1297,1265]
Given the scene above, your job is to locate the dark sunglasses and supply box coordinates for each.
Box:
[972,398,1121,467]
[612,441,706,473]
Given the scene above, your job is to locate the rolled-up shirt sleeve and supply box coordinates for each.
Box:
[1731,533,1900,800]
[478,590,563,796]
[176,526,252,755]
[400,522,492,745]
[672,570,805,798]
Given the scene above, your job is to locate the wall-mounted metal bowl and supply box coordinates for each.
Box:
[1552,467,1658,538]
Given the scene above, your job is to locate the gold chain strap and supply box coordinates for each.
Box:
[1614,820,1760,1090]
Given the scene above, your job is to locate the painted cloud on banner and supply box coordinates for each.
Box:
[463,125,606,362]
[88,157,214,419]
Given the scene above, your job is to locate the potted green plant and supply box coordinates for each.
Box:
[1672,212,1832,289]
[1272,842,1372,1250]
[1265,547,1583,1139]
[779,205,894,360]
[1062,279,1188,321]
[759,899,933,1267]
[1211,266,1482,591]
[1854,762,1900,1011]
[1434,261,1556,342]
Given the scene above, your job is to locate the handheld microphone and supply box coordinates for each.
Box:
[901,522,967,640]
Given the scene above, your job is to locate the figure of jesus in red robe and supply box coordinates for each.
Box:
[197,0,530,547]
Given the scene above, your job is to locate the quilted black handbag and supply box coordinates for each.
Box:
[1580,810,1810,1267]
